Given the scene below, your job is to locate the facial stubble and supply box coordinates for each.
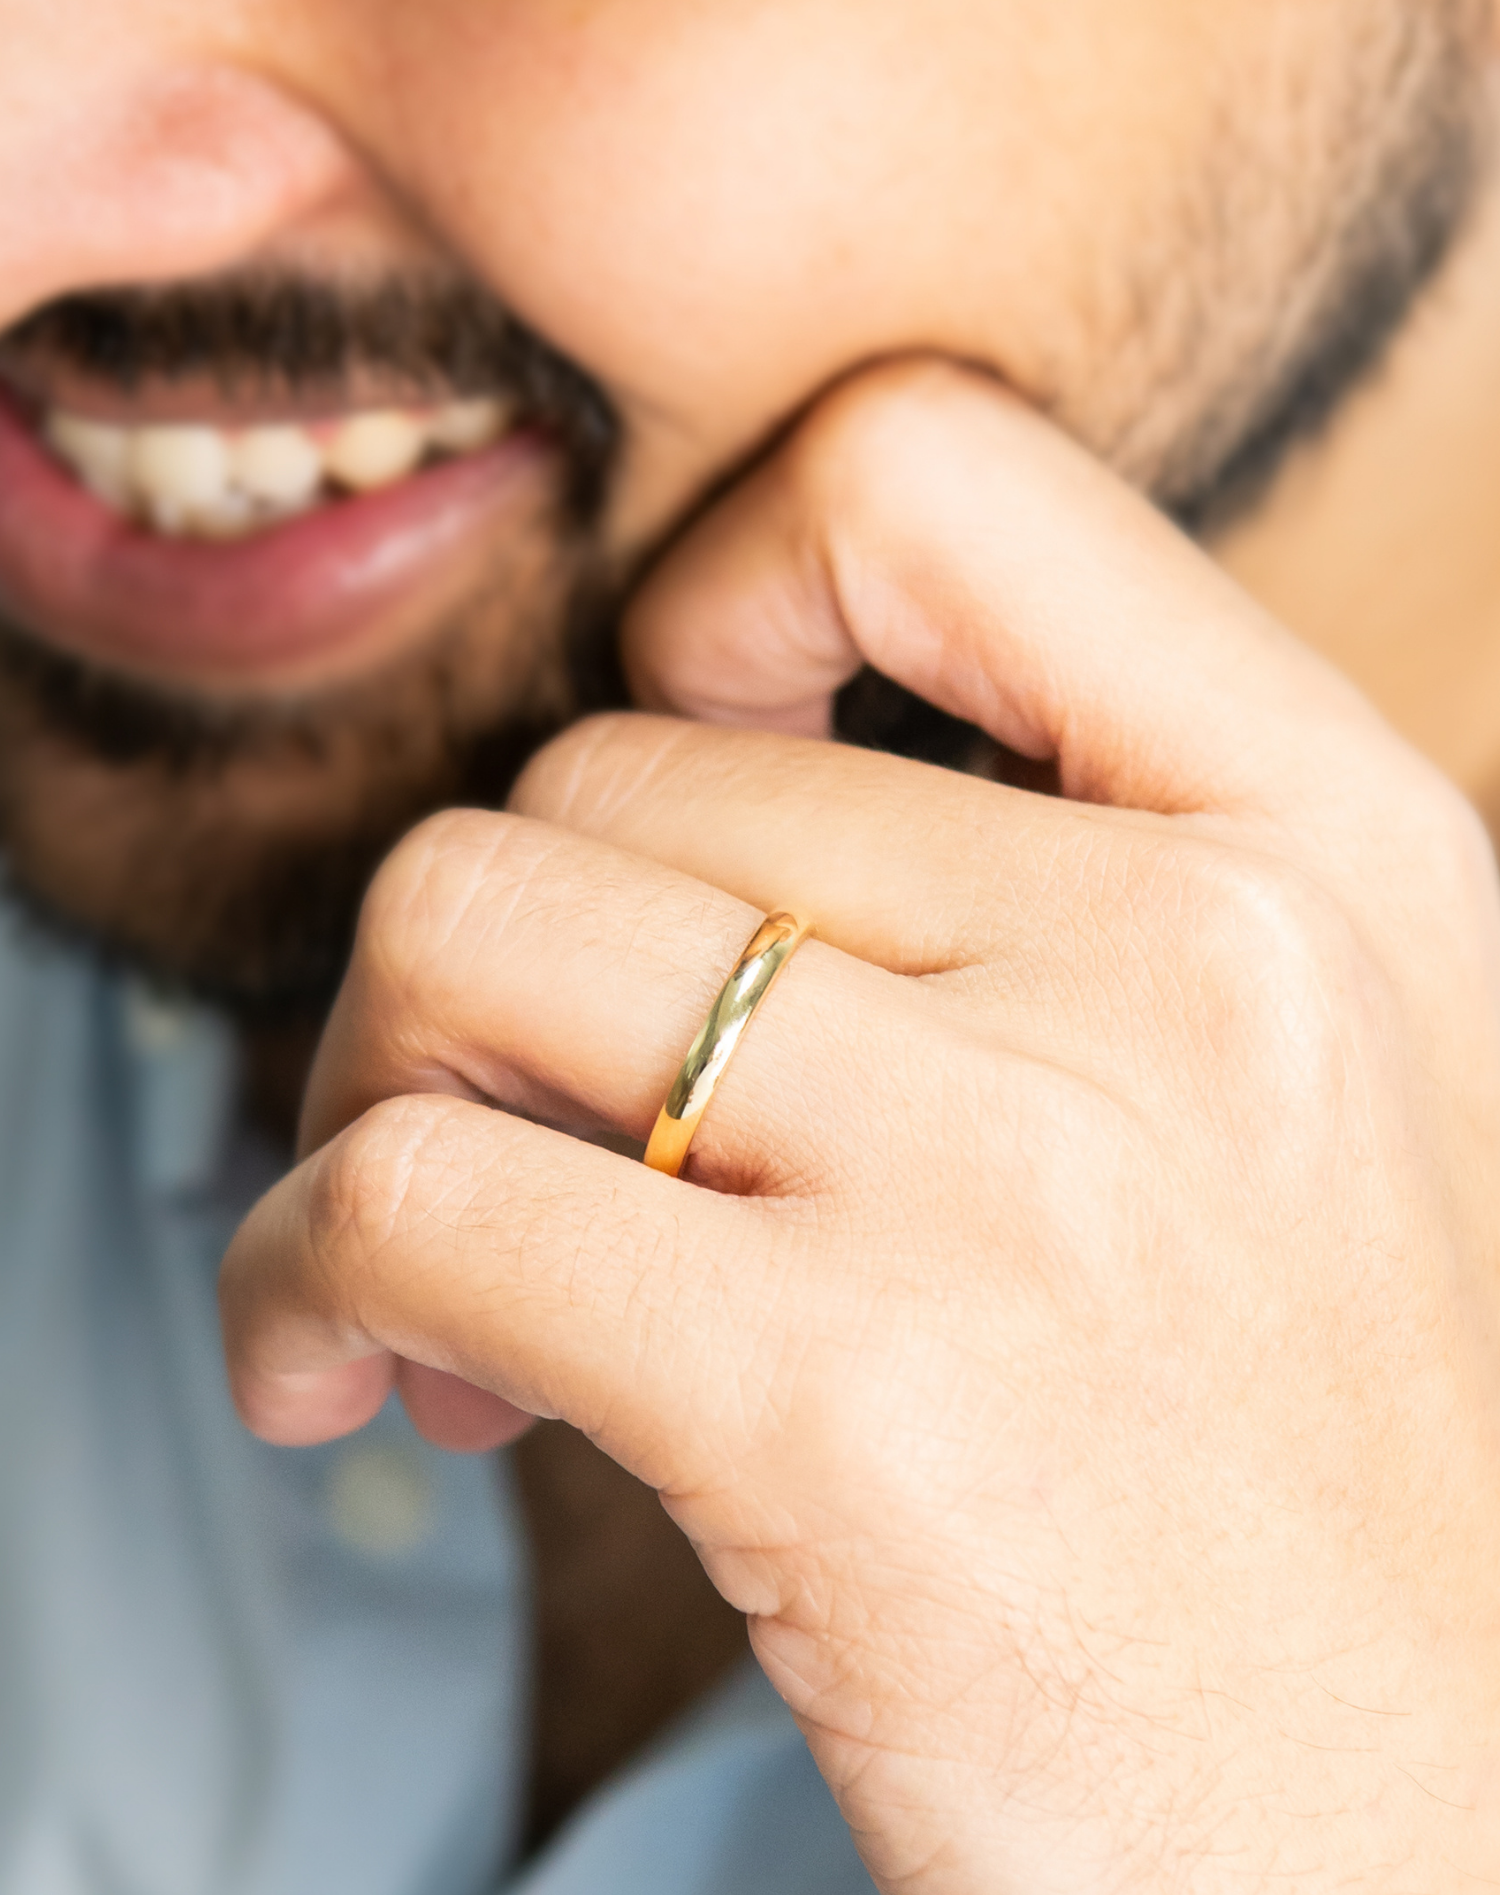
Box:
[1062,0,1493,530]
[0,531,619,1014]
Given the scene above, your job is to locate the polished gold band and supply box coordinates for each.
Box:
[643,911,813,1179]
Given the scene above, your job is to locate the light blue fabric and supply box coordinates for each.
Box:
[513,1666,875,1895]
[0,898,874,1894]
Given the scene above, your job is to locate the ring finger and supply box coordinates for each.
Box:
[299,804,915,1198]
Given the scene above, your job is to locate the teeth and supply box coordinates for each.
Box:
[232,425,324,517]
[193,489,260,541]
[132,425,232,535]
[41,395,514,540]
[44,413,133,512]
[428,396,507,454]
[323,411,428,493]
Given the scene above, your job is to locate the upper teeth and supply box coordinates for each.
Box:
[43,396,511,540]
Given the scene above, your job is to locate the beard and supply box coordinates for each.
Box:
[1046,0,1493,531]
[0,0,1489,1018]
[0,546,623,1015]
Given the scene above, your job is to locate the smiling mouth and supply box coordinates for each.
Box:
[0,373,557,690]
[0,273,621,692]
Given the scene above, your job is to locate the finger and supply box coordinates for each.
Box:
[221,1091,800,1484]
[297,805,902,1199]
[395,1362,537,1453]
[510,708,1153,978]
[623,357,1400,820]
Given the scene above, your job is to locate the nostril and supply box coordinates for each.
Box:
[0,64,364,332]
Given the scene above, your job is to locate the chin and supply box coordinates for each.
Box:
[0,549,618,1015]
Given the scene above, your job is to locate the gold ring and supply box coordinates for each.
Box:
[643,911,813,1179]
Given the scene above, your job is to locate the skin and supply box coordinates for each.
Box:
[6,0,1500,1883]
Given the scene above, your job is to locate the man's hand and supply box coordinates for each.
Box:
[221,362,1500,1891]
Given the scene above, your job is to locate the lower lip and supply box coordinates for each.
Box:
[0,390,554,688]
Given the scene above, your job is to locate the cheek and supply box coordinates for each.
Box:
[329,1,1052,525]
[319,0,1305,539]
[399,11,925,397]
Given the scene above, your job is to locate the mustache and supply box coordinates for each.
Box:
[4,270,622,520]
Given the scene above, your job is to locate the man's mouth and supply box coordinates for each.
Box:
[0,274,619,695]
[0,376,559,690]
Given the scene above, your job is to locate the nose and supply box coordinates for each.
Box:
[0,47,365,332]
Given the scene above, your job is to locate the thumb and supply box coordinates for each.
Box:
[624,357,1387,817]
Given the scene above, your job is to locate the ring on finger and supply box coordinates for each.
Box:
[643,912,813,1179]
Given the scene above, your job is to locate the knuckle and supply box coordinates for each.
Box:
[1174,848,1385,1113]
[307,1094,460,1298]
[358,806,490,952]
[1324,756,1500,979]
[508,711,650,827]
[1397,768,1496,915]
[353,805,547,1004]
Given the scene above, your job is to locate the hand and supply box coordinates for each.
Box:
[221,362,1500,1891]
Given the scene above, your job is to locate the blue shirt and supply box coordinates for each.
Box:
[0,897,874,1895]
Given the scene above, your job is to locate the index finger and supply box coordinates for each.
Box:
[624,358,1406,822]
